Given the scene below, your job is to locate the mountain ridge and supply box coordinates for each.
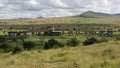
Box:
[75,11,120,18]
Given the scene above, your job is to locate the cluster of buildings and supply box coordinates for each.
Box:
[7,26,113,38]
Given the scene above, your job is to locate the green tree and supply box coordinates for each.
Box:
[83,37,98,46]
[0,42,17,53]
[44,38,64,49]
[12,46,23,54]
[67,38,79,47]
[0,36,8,43]
[23,41,36,51]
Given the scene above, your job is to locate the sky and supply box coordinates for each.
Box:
[0,0,120,19]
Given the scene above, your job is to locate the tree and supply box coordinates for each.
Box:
[0,36,8,43]
[44,38,64,49]
[12,46,23,54]
[23,41,35,51]
[44,42,50,49]
[67,38,79,47]
[0,42,16,53]
[83,37,98,46]
[44,38,58,49]
[0,43,10,53]
[48,39,58,47]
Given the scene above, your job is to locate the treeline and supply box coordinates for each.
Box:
[0,36,35,54]
[0,35,118,54]
[44,38,79,49]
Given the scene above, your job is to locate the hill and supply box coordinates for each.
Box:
[76,11,120,18]
[0,11,120,25]
[1,17,120,25]
[37,16,44,19]
[0,41,120,68]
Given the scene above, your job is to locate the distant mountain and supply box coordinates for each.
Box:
[6,18,32,20]
[114,14,120,16]
[75,11,120,18]
[37,16,44,18]
[17,18,32,20]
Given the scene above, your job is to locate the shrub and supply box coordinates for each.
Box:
[44,42,50,49]
[90,61,115,68]
[0,42,12,53]
[100,61,115,68]
[44,38,64,49]
[0,41,18,53]
[12,46,23,54]
[57,42,64,47]
[44,38,58,49]
[48,38,58,48]
[23,41,36,51]
[67,38,79,47]
[83,37,98,46]
[0,36,8,43]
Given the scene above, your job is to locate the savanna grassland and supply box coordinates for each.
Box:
[0,41,120,68]
[0,17,120,68]
[0,17,120,25]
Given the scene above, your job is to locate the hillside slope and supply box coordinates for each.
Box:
[1,17,120,25]
[0,41,120,68]
[76,11,120,18]
[0,11,120,25]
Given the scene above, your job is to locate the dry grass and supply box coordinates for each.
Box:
[0,17,120,25]
[0,41,120,68]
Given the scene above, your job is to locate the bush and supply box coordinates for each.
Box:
[48,38,58,48]
[67,38,79,47]
[44,39,58,49]
[0,38,25,54]
[44,38,64,49]
[23,41,36,51]
[0,42,13,53]
[100,61,115,68]
[83,37,98,46]
[44,42,50,49]
[0,41,19,53]
[12,46,23,54]
[57,42,64,47]
[0,36,8,43]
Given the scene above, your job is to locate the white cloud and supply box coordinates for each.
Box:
[28,0,37,6]
[0,0,120,19]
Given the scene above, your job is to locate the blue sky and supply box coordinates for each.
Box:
[0,0,120,19]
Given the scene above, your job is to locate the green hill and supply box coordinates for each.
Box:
[76,11,120,18]
[0,11,120,25]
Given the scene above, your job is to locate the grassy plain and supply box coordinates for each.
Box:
[0,17,120,25]
[0,40,120,68]
[0,17,120,68]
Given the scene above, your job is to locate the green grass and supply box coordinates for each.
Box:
[0,41,120,68]
[24,35,98,46]
[24,35,119,51]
